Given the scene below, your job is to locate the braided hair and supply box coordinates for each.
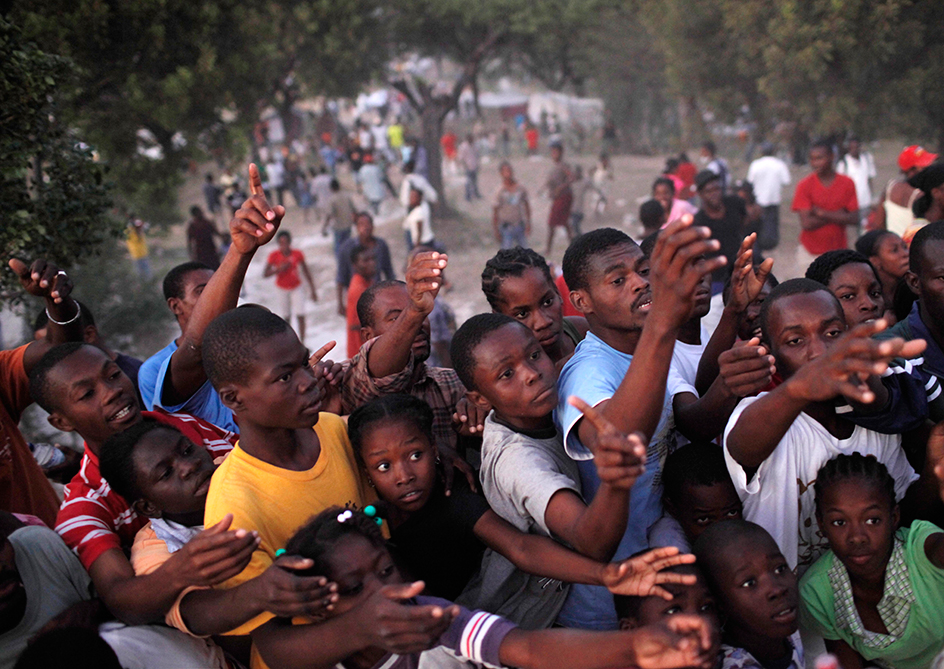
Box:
[285,506,387,579]
[481,247,555,311]
[813,453,896,517]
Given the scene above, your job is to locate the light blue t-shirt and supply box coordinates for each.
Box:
[554,331,678,629]
[141,340,238,434]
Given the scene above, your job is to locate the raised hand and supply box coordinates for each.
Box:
[786,319,926,404]
[648,215,726,331]
[167,514,259,588]
[718,337,776,398]
[308,340,340,415]
[631,615,717,669]
[356,581,458,655]
[569,396,647,489]
[252,555,338,619]
[405,251,447,317]
[437,445,477,495]
[726,234,774,313]
[603,546,697,598]
[453,394,489,436]
[229,164,286,255]
[9,258,73,304]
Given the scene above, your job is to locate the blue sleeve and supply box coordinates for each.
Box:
[847,359,929,434]
[554,351,624,461]
[152,356,238,433]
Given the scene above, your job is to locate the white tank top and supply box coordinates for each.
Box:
[883,179,919,236]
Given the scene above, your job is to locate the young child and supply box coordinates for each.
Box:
[251,506,718,669]
[98,419,337,644]
[801,451,944,669]
[347,394,693,615]
[649,444,743,552]
[200,306,371,666]
[481,247,589,368]
[264,231,318,342]
[346,244,378,358]
[615,563,721,667]
[724,278,928,573]
[452,312,661,628]
[805,249,885,326]
[694,520,803,669]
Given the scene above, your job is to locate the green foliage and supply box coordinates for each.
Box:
[0,17,117,301]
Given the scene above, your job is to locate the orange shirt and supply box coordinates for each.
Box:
[346,273,374,359]
[0,345,60,526]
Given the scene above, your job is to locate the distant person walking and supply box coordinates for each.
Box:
[323,178,357,260]
[543,142,575,255]
[125,213,151,279]
[700,140,730,192]
[747,142,791,250]
[458,134,481,201]
[872,145,937,236]
[186,205,222,269]
[492,161,531,249]
[837,135,876,225]
[202,173,221,218]
[264,231,318,342]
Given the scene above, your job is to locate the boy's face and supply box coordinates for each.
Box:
[493,267,565,354]
[809,147,833,176]
[907,238,944,331]
[325,535,402,617]
[0,535,26,634]
[169,269,214,325]
[711,534,798,639]
[816,478,898,583]
[737,280,773,341]
[572,243,651,333]
[699,180,723,210]
[47,346,141,448]
[668,481,743,543]
[364,285,431,363]
[653,183,674,212]
[225,329,324,430]
[132,428,215,518]
[355,215,374,242]
[359,419,437,514]
[469,323,558,427]
[766,291,845,379]
[353,252,377,280]
[278,236,291,253]
[827,263,883,327]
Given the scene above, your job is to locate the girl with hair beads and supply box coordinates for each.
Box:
[347,394,693,608]
[253,506,717,669]
[800,444,944,669]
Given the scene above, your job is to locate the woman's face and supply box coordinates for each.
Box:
[872,234,909,281]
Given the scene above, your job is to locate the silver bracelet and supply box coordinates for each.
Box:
[45,302,81,326]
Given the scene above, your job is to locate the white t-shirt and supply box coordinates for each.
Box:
[403,201,435,245]
[400,174,439,208]
[723,394,918,574]
[746,156,791,207]
[265,160,284,188]
[837,153,877,208]
[671,329,709,390]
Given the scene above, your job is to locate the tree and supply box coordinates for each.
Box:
[0,18,116,301]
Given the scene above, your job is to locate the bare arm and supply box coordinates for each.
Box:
[300,261,318,300]
[673,384,741,443]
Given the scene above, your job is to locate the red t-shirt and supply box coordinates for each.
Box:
[677,162,697,199]
[441,134,457,159]
[791,172,858,255]
[267,248,305,290]
[346,273,374,359]
[56,411,236,571]
[525,128,539,151]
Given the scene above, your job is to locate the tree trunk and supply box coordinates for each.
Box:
[420,106,446,214]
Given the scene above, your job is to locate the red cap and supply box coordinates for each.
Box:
[898,145,938,171]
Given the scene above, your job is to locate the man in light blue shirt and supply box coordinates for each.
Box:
[554,222,725,629]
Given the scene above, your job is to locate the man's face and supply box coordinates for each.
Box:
[133,428,215,518]
[766,291,845,379]
[909,238,944,334]
[551,146,563,162]
[355,215,374,242]
[809,147,833,176]
[847,140,860,157]
[47,346,141,448]
[575,243,651,333]
[699,179,723,209]
[500,164,513,183]
[365,285,431,363]
[353,252,377,280]
[169,269,214,326]
[278,236,291,254]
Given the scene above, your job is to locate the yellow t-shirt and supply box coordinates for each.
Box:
[203,413,370,640]
[126,226,148,260]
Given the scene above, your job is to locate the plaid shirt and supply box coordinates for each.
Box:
[340,337,465,451]
[829,532,913,651]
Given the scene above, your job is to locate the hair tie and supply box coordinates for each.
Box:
[337,510,354,523]
[275,549,286,558]
[363,505,383,526]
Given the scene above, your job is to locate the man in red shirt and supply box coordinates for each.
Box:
[791,140,859,266]
[264,230,317,343]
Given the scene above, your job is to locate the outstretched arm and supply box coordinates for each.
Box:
[162,164,284,406]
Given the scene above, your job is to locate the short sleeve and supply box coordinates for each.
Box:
[791,178,812,211]
[905,520,944,587]
[266,250,280,267]
[722,395,767,497]
[798,557,843,641]
[448,480,492,535]
[432,599,517,667]
[668,362,697,398]
[0,345,31,419]
[55,489,124,571]
[780,162,792,186]
[152,356,237,433]
[555,350,625,460]
[843,179,859,212]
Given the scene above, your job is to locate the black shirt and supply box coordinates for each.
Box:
[694,195,747,282]
[389,476,491,600]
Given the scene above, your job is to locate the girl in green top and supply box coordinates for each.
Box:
[800,451,944,669]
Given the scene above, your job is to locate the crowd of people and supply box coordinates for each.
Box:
[2,130,944,669]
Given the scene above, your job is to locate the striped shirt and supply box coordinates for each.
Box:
[56,411,236,571]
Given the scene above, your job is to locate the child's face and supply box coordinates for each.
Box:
[169,269,215,324]
[132,428,215,517]
[324,534,402,617]
[711,535,798,640]
[621,571,720,660]
[816,478,898,582]
[827,263,883,327]
[669,481,743,543]
[872,234,909,280]
[469,323,558,428]
[364,285,431,363]
[575,243,651,333]
[653,183,674,212]
[493,268,565,354]
[359,420,437,514]
[353,252,377,279]
[227,329,325,429]
[766,291,845,379]
[47,346,142,446]
[278,236,291,253]
[737,280,772,341]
